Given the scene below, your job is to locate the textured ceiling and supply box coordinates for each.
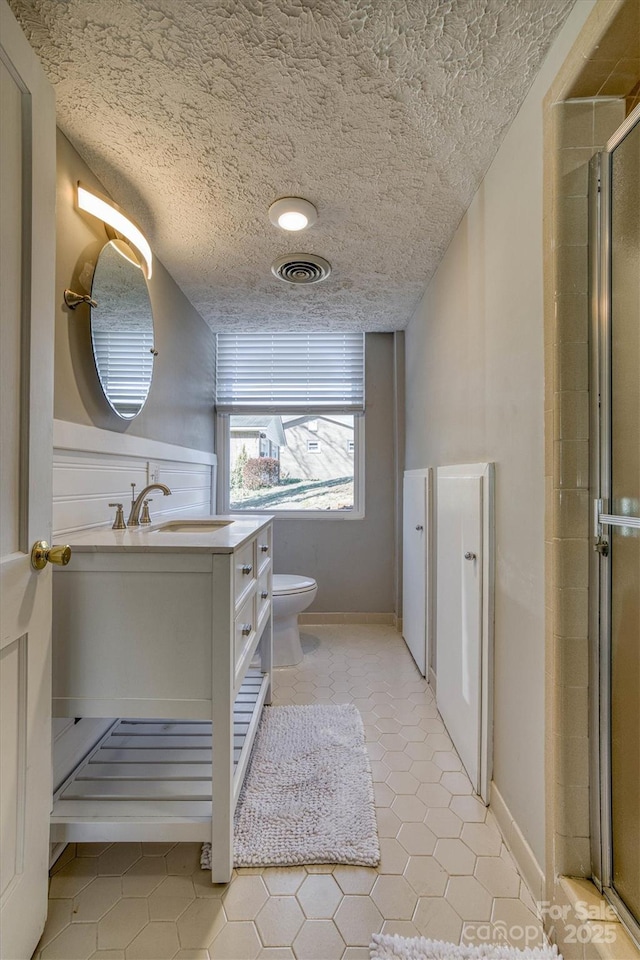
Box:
[11,0,574,332]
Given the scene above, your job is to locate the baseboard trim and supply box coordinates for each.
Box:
[490,780,545,904]
[299,612,395,625]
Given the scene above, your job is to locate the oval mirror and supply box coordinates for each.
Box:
[90,239,155,420]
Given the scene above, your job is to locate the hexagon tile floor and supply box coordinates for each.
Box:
[34,625,545,960]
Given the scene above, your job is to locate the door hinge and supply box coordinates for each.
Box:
[594,536,609,557]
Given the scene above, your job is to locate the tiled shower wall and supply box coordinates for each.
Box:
[548,95,626,883]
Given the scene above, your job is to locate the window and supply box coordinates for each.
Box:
[216,333,364,516]
[224,414,361,513]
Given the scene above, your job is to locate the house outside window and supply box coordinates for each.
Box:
[216,333,365,517]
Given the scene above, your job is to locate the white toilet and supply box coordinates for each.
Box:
[272,574,318,667]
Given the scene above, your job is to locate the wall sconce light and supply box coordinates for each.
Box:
[76,183,153,279]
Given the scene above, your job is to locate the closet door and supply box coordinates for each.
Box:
[402,470,430,676]
[436,463,493,799]
[0,4,56,957]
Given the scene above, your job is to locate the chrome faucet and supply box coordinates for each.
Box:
[128,482,172,526]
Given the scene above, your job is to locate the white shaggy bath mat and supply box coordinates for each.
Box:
[201,703,380,869]
[369,936,562,960]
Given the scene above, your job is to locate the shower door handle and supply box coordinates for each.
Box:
[594,497,640,531]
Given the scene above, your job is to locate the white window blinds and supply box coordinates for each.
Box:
[92,329,155,419]
[215,332,365,414]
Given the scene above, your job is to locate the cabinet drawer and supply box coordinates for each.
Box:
[256,567,271,626]
[256,526,272,573]
[234,538,256,605]
[234,591,256,674]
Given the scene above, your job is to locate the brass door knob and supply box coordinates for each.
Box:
[31,540,72,571]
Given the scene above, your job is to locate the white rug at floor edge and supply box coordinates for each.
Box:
[369,934,562,960]
[201,703,380,869]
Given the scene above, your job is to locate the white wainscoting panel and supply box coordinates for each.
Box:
[53,420,217,538]
[436,462,494,803]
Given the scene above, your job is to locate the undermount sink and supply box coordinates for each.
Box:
[153,519,233,533]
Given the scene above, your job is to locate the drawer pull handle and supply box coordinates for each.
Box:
[241,624,252,636]
[261,590,269,600]
[260,544,269,553]
[241,564,253,575]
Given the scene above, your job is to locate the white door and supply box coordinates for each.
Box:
[436,470,483,788]
[0,4,57,957]
[402,470,430,676]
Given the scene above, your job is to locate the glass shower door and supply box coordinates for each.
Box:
[609,112,640,929]
[592,106,640,941]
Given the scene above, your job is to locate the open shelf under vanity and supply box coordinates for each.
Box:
[51,671,269,845]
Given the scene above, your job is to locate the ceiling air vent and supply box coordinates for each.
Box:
[271,253,331,284]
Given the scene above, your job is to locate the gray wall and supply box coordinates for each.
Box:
[55,131,215,452]
[404,2,594,871]
[273,333,396,614]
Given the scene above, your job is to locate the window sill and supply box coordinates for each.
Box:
[224,508,365,521]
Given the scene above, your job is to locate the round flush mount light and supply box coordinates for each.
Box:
[269,197,317,231]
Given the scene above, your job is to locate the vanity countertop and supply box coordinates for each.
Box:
[59,513,273,554]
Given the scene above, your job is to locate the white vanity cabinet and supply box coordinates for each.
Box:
[50,515,273,883]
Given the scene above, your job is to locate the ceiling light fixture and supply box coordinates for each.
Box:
[77,183,153,279]
[269,197,317,232]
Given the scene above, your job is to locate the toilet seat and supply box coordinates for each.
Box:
[272,574,316,596]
